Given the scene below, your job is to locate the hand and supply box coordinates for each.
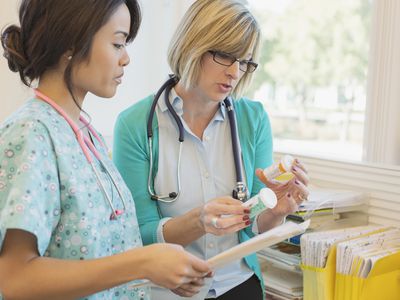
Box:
[141,243,211,290]
[256,158,309,217]
[199,196,251,236]
[171,272,213,297]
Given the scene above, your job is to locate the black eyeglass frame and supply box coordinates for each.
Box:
[208,50,258,73]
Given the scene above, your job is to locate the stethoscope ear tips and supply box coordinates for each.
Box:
[109,209,124,220]
[169,192,177,199]
[150,193,177,201]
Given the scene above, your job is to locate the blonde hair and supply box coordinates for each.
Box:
[168,0,261,99]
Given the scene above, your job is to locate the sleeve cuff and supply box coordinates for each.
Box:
[252,214,287,235]
[156,217,172,243]
[252,215,260,234]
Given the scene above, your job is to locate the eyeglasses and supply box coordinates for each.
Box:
[209,50,258,73]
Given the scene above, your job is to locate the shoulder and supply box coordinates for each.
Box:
[233,97,270,126]
[234,97,265,113]
[0,99,55,141]
[117,95,154,126]
[114,94,156,146]
[0,100,60,171]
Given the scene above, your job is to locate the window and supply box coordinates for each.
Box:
[246,0,372,161]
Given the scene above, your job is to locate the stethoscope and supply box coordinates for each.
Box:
[34,89,127,220]
[146,75,248,203]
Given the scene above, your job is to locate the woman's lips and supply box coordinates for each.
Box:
[217,83,232,93]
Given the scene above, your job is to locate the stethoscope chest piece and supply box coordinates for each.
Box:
[110,209,124,220]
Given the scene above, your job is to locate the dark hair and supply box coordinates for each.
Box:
[1,0,141,89]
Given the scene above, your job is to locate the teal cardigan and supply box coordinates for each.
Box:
[113,95,273,295]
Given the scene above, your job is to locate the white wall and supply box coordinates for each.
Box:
[0,0,194,140]
[0,0,31,122]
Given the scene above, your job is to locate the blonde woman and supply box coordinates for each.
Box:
[114,0,309,299]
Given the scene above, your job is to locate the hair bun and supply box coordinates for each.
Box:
[1,25,29,74]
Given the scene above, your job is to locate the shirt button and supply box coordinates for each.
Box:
[204,135,211,141]
[208,242,214,248]
[204,172,210,179]
[139,290,146,298]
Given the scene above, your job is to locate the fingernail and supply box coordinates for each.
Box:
[244,208,250,214]
[245,220,251,226]
[243,215,250,221]
[295,158,300,164]
[292,167,298,172]
[287,193,291,198]
[295,179,300,185]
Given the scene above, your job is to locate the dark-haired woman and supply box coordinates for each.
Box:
[0,1,210,299]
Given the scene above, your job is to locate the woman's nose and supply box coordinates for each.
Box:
[225,61,240,80]
[120,48,130,67]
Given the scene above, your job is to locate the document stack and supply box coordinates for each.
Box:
[291,188,365,221]
[258,242,303,300]
[258,188,367,299]
[258,242,301,272]
[286,188,367,244]
[257,221,306,299]
[300,225,400,300]
[260,261,303,300]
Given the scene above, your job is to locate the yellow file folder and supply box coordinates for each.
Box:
[301,246,337,300]
[302,248,400,300]
[301,227,392,300]
[335,251,400,300]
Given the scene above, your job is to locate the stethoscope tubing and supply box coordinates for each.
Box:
[223,98,244,186]
[147,76,181,140]
[146,76,248,203]
[148,138,183,202]
[147,75,183,202]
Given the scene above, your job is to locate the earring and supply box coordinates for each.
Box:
[66,55,72,60]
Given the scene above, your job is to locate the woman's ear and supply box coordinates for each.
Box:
[64,50,73,61]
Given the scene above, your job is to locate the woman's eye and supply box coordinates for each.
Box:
[218,53,232,60]
[113,43,125,50]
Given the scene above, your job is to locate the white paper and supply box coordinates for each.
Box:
[207,220,310,269]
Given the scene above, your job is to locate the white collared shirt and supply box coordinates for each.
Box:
[152,88,254,299]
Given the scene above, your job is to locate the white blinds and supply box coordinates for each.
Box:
[363,0,400,165]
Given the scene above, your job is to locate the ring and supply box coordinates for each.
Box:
[211,217,219,228]
[299,195,308,202]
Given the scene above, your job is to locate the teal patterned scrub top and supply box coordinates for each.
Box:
[0,98,150,300]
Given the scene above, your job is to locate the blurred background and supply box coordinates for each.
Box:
[1,0,399,165]
[246,0,371,161]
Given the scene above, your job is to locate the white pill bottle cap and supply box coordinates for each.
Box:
[259,187,278,209]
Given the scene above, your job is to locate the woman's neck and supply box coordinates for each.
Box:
[174,83,220,139]
[37,70,84,124]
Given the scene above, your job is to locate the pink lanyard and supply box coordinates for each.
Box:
[34,89,125,220]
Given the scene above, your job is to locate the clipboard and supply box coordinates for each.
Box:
[129,220,310,289]
[208,220,310,269]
